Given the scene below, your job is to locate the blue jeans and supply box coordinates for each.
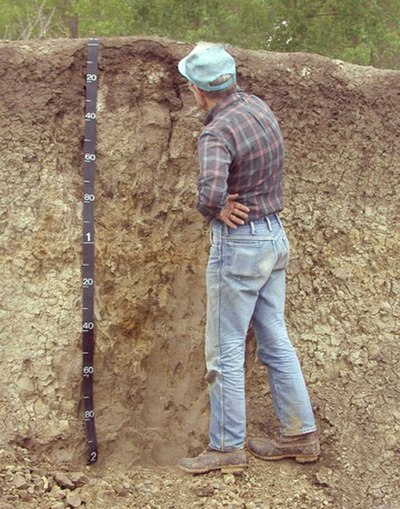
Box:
[205,214,317,451]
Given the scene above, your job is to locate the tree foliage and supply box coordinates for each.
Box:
[0,0,399,69]
[266,0,400,69]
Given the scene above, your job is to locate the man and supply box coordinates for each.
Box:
[177,43,319,474]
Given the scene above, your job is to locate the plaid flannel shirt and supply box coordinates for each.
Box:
[196,89,285,222]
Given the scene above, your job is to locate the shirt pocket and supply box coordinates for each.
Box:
[224,240,261,280]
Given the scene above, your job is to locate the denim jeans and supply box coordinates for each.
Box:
[205,214,317,451]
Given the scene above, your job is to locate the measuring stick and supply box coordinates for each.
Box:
[82,38,99,465]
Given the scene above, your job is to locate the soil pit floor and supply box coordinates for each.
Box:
[1,444,339,509]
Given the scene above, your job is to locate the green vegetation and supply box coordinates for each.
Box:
[0,0,399,69]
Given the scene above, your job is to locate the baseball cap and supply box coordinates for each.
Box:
[178,42,236,92]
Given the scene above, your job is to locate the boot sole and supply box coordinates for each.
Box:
[248,449,319,464]
[178,463,248,474]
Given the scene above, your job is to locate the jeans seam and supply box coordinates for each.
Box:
[217,240,224,449]
[269,372,285,425]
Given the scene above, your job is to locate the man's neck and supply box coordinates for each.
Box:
[204,97,219,112]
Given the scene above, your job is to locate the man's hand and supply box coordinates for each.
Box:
[217,194,250,229]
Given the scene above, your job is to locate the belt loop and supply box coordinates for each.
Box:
[276,214,283,229]
[224,223,229,236]
[250,221,255,235]
[265,216,272,232]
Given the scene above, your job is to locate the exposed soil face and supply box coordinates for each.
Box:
[0,37,399,508]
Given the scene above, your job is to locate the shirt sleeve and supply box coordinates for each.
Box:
[196,131,232,220]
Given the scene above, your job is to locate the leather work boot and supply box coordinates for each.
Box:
[178,447,247,474]
[247,431,320,463]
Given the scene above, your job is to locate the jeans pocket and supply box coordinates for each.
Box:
[280,232,290,267]
[224,240,260,279]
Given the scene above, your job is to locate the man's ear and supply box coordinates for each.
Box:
[193,85,208,110]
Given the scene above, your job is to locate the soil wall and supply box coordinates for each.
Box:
[0,37,399,508]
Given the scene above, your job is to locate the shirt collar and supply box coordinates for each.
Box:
[203,88,243,125]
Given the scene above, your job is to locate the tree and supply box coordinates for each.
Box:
[0,0,399,69]
[264,0,400,68]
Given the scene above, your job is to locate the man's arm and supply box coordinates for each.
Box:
[197,131,229,219]
[197,132,249,225]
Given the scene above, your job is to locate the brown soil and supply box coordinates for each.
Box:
[0,37,399,509]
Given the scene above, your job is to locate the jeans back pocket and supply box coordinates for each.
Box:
[224,240,261,280]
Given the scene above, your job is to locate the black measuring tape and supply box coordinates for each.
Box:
[82,38,99,465]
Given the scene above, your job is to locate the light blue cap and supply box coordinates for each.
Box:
[178,43,236,92]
